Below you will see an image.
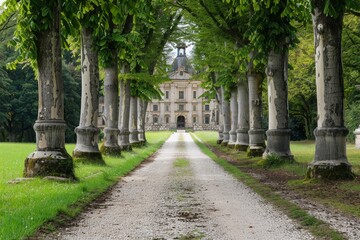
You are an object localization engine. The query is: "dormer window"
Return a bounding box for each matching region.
[180,71,183,76]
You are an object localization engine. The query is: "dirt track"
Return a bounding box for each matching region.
[48,132,313,240]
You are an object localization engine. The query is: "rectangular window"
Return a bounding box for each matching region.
[204,104,210,111]
[153,116,158,124]
[179,104,184,111]
[204,115,210,124]
[193,104,196,111]
[165,116,169,124]
[193,117,196,123]
[165,104,169,112]
[165,91,169,99]
[153,104,158,111]
[193,91,197,99]
[179,91,184,99]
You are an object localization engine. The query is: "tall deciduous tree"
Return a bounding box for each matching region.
[118,61,132,150]
[227,0,310,160]
[69,0,105,163]
[1,0,75,178]
[100,4,132,156]
[0,21,80,143]
[307,0,358,180]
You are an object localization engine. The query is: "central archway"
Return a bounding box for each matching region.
[177,115,185,129]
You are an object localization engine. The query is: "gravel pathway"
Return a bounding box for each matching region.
[49,132,314,240]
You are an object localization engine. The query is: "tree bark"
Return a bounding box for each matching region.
[143,101,148,143]
[263,45,293,160]
[24,1,74,179]
[221,86,231,146]
[216,87,223,144]
[137,98,147,144]
[129,94,140,147]
[101,63,121,156]
[118,62,132,151]
[307,1,353,180]
[247,72,266,156]
[73,27,103,164]
[235,80,249,151]
[228,87,238,148]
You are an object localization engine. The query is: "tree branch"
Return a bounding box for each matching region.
[173,0,198,18]
[198,0,242,44]
[199,0,226,32]
[0,12,16,33]
[148,12,183,74]
[347,9,360,17]
[121,14,134,35]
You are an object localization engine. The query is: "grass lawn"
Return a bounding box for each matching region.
[0,131,172,240]
[194,131,360,175]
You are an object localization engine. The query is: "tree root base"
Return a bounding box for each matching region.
[235,144,248,152]
[73,151,105,165]
[24,150,75,179]
[307,161,355,180]
[100,144,121,157]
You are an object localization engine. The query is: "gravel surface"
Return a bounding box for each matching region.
[49,132,314,240]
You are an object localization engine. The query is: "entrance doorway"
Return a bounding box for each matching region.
[177,115,185,128]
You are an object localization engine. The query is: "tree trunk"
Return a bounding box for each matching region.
[303,114,314,140]
[143,101,148,143]
[307,2,353,180]
[228,87,238,148]
[235,80,249,151]
[129,94,140,147]
[24,1,74,179]
[216,87,223,144]
[247,70,266,157]
[118,62,132,151]
[137,98,146,145]
[263,45,293,160]
[101,64,121,156]
[73,27,103,164]
[221,86,231,146]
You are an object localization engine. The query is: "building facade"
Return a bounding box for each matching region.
[145,44,219,131]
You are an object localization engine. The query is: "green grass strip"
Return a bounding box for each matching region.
[0,131,172,240]
[191,133,345,240]
[174,158,190,168]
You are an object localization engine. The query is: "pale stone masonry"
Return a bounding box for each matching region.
[145,44,219,131]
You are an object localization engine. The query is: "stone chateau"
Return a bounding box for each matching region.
[145,43,219,131]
